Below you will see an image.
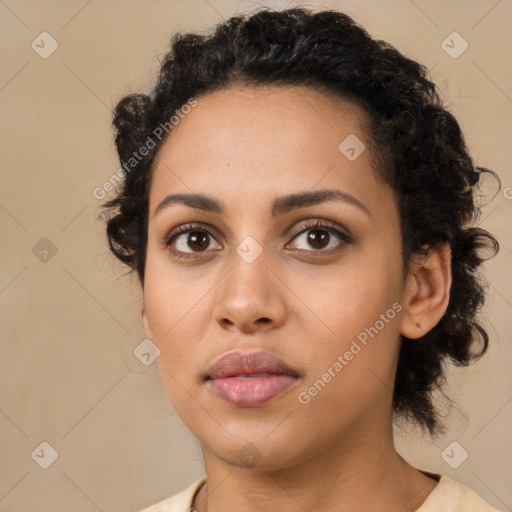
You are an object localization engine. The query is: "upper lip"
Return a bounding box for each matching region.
[206,350,300,380]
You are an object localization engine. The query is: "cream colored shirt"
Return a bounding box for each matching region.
[138,474,504,512]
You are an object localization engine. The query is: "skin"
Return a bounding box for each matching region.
[141,85,452,512]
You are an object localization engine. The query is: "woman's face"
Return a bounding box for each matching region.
[142,85,411,469]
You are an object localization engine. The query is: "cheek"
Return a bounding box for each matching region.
[144,246,207,333]
[296,294,402,420]
[143,263,199,367]
[295,247,403,378]
[299,251,401,335]
[143,261,226,401]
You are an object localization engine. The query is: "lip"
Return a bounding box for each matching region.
[205,350,300,407]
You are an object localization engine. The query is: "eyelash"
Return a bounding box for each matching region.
[164,220,352,260]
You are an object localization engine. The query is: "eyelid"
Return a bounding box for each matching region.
[164,222,222,260]
[164,222,219,245]
[164,219,352,258]
[289,219,352,242]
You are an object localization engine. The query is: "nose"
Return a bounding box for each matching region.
[212,250,287,333]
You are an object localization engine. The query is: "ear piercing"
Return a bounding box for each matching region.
[416,322,422,329]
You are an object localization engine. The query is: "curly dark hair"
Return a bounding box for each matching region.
[100,7,499,435]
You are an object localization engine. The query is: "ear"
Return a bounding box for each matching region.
[400,243,452,339]
[141,296,154,341]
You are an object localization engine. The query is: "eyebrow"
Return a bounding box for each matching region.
[154,188,371,218]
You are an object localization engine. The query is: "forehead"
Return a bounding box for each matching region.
[149,85,386,217]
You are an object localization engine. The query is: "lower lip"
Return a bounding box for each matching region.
[207,375,298,407]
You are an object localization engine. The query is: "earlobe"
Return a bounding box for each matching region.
[400,243,452,339]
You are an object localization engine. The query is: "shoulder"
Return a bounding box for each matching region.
[417,474,505,512]
[137,477,207,512]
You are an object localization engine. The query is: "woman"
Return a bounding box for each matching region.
[101,7,502,512]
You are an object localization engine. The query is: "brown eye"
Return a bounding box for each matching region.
[165,223,222,259]
[288,220,352,254]
[186,231,210,251]
[306,229,330,250]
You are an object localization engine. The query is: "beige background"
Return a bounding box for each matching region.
[0,0,511,510]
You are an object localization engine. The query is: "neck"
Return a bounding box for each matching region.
[193,423,438,512]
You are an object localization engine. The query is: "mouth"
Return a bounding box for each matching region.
[205,350,301,407]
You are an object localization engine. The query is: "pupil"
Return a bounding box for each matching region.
[308,229,329,249]
[188,231,208,251]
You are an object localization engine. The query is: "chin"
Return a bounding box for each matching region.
[197,424,313,471]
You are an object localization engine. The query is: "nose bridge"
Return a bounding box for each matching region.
[213,239,286,331]
[231,240,270,297]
